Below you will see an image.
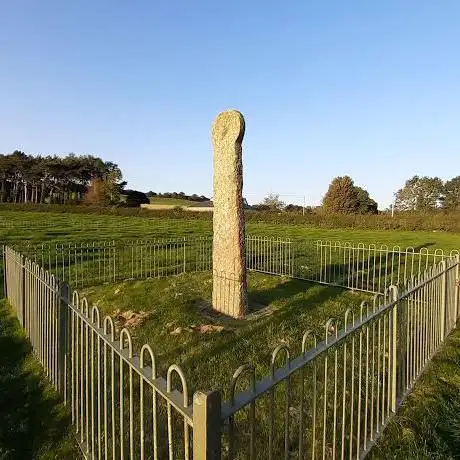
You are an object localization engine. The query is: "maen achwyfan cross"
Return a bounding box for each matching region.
[211,110,247,318]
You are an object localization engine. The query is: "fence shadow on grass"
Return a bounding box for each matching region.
[0,300,78,459]
[248,277,344,310]
[295,242,437,292]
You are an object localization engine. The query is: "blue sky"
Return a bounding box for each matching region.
[1,1,459,208]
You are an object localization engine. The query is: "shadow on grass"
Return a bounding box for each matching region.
[293,242,437,291]
[249,276,343,308]
[0,300,78,460]
[159,277,350,385]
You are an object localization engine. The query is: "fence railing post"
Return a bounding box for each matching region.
[455,255,459,324]
[113,240,117,283]
[183,237,187,274]
[58,281,70,402]
[440,260,447,340]
[193,390,222,460]
[20,255,26,328]
[390,285,399,412]
[2,245,7,299]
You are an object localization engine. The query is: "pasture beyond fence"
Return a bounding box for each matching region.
[3,236,460,459]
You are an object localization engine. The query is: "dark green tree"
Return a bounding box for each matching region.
[322,176,378,214]
[355,187,378,214]
[0,151,125,204]
[123,190,150,207]
[443,176,460,210]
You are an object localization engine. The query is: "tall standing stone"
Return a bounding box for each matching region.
[212,110,247,318]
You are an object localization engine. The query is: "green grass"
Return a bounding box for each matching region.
[1,210,460,252]
[0,300,80,459]
[369,328,460,459]
[81,271,369,396]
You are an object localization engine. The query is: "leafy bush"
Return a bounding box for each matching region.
[123,190,150,207]
[322,176,378,214]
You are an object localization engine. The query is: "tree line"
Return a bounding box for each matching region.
[260,174,460,215]
[2,150,458,214]
[395,175,460,211]
[0,151,124,204]
[322,175,460,214]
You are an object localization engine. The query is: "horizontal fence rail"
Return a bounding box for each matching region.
[3,243,460,459]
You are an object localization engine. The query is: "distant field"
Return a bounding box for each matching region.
[148,197,199,206]
[1,210,460,251]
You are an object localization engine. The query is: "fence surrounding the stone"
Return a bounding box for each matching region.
[221,256,459,458]
[4,246,196,459]
[3,244,460,459]
[14,236,460,295]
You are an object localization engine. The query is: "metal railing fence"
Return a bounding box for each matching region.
[4,246,214,460]
[3,245,460,459]
[300,241,460,293]
[14,236,459,295]
[16,237,213,288]
[220,255,460,459]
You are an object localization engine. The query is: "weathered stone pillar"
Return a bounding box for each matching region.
[212,110,247,318]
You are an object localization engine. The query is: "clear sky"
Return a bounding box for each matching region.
[1,1,459,208]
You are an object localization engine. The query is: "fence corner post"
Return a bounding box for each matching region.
[390,284,399,413]
[58,281,70,402]
[193,390,222,460]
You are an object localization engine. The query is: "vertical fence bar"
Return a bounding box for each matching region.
[183,237,187,274]
[58,282,71,399]
[390,286,398,412]
[20,255,26,328]
[455,255,459,323]
[2,246,7,299]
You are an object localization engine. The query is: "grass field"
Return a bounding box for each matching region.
[2,211,460,251]
[2,209,460,458]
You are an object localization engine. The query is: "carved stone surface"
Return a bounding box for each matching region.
[212,110,247,318]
